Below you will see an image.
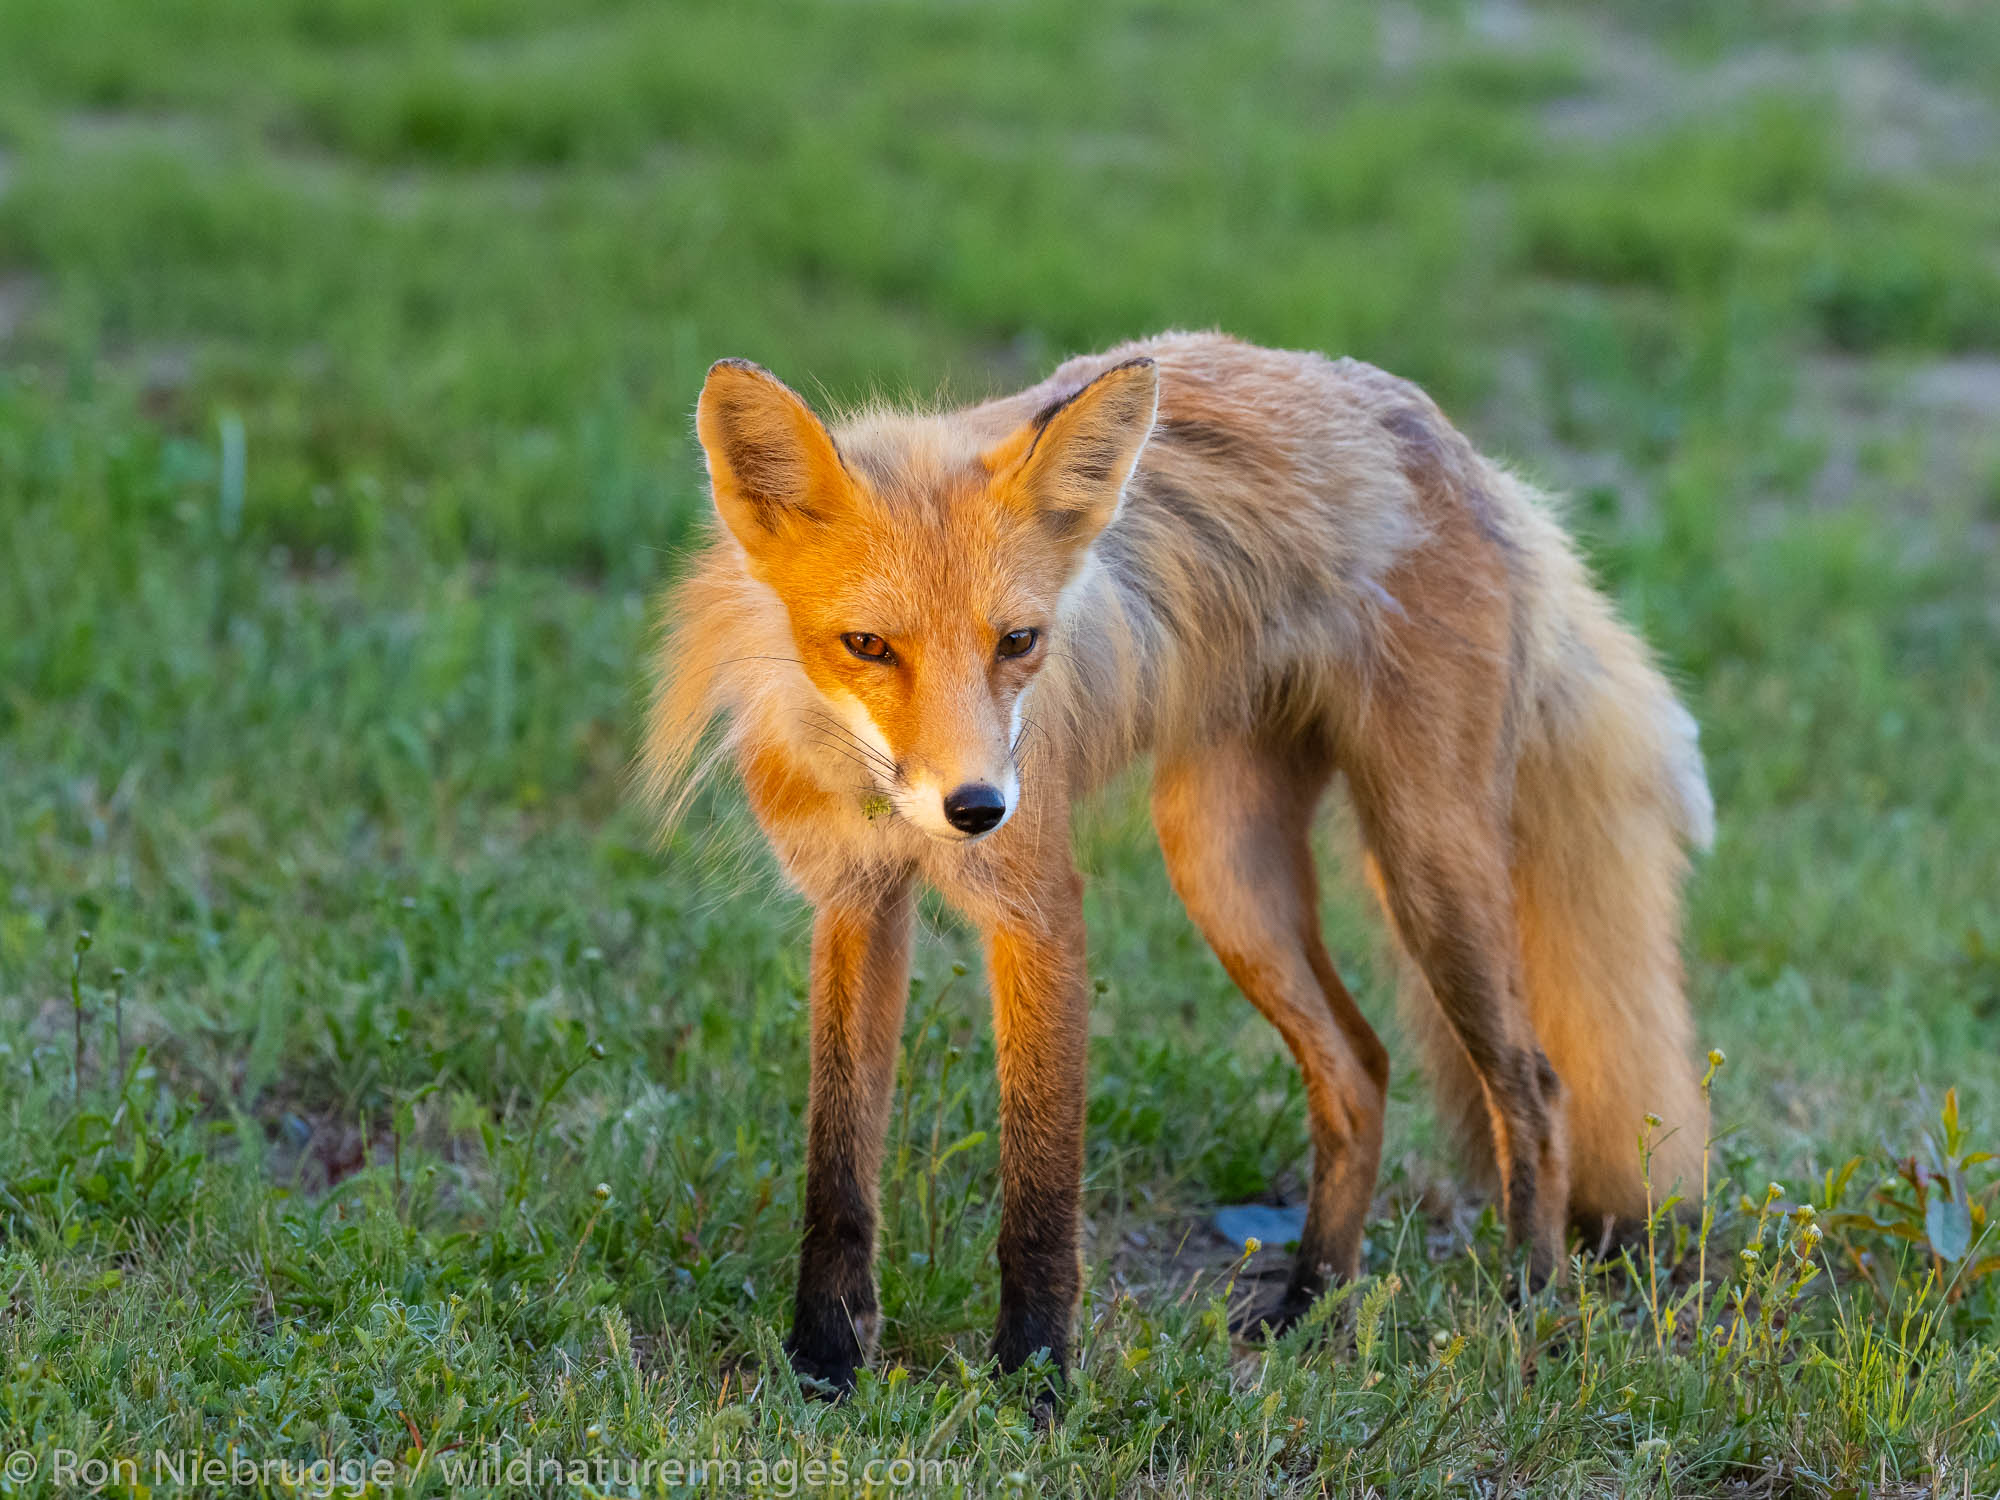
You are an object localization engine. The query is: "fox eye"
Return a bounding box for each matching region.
[997,628,1039,659]
[842,632,893,662]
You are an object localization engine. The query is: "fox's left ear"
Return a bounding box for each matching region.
[695,358,852,555]
[985,357,1158,549]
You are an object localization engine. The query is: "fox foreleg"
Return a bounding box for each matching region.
[786,880,914,1392]
[981,865,1091,1392]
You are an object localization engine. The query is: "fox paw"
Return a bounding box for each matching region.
[1229,1287,1318,1342]
[1029,1385,1061,1432]
[785,1341,860,1398]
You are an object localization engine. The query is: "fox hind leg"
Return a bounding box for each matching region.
[1153,739,1390,1333]
[1349,766,1570,1287]
[1363,851,1498,1203]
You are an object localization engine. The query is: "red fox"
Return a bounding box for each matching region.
[645,331,1713,1393]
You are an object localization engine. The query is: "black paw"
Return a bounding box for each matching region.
[1029,1385,1060,1432]
[785,1340,860,1399]
[1500,1250,1557,1309]
[1229,1286,1318,1342]
[992,1316,1068,1381]
[992,1329,1066,1430]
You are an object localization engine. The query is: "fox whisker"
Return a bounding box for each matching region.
[807,726,897,778]
[803,711,898,774]
[808,737,892,781]
[685,653,810,680]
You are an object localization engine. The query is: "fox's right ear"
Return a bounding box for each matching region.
[695,359,851,553]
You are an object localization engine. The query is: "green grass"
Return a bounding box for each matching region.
[3,0,1999,1493]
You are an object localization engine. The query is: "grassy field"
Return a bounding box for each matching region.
[3,0,2000,1493]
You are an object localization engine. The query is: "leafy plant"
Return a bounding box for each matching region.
[1824,1089,2000,1302]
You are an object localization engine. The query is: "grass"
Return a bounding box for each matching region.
[2,0,1999,1493]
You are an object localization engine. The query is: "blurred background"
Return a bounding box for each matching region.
[1,0,1998,1469]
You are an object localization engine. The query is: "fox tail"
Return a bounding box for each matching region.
[1395,482,1714,1236]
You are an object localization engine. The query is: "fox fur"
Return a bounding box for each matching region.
[645,330,1712,1389]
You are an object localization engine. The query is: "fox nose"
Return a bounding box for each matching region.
[942,782,1007,835]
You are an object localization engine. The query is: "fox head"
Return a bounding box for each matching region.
[694,355,1158,842]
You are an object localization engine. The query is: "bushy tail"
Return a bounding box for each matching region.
[1509,506,1713,1228]
[1381,492,1713,1236]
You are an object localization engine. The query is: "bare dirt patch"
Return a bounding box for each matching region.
[1796,353,2000,530]
[1443,0,2000,175]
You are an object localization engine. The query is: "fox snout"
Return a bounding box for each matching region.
[894,754,1019,843]
[825,686,1021,843]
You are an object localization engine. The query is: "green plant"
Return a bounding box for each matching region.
[1826,1088,2000,1303]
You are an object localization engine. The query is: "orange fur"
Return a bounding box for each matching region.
[645,331,1712,1377]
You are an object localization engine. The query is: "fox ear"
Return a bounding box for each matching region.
[986,357,1158,548]
[695,358,851,552]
